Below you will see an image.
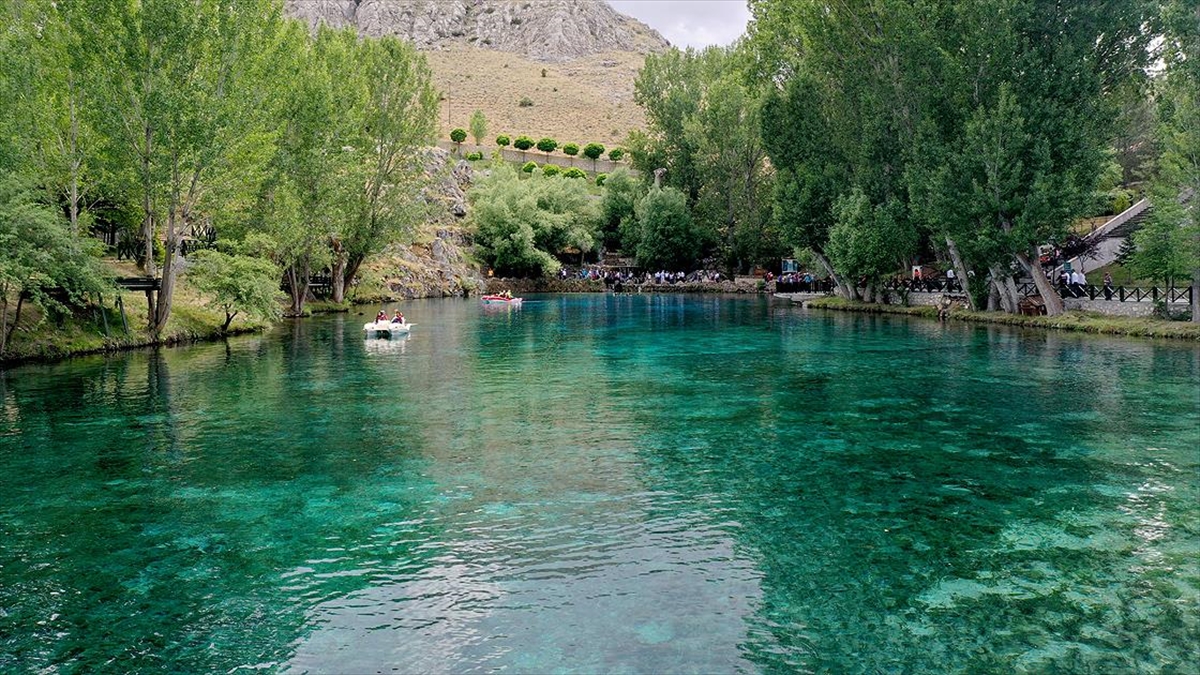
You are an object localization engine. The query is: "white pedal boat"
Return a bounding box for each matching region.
[363,321,414,338]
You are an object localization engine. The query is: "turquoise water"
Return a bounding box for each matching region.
[1,294,1197,674]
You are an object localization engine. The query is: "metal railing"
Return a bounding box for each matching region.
[1018,282,1193,303]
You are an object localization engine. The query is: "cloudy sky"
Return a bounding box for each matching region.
[608,1,751,49]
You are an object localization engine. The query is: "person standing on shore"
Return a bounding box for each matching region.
[1103,272,1113,300]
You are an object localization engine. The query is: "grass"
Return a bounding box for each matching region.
[806,296,1200,340]
[0,265,272,367]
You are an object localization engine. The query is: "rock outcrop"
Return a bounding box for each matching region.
[284,0,670,62]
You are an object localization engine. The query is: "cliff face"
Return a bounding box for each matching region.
[284,0,669,62]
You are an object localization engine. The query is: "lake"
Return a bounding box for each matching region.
[1,294,1197,673]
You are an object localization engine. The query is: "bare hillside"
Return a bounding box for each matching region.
[427,48,646,147]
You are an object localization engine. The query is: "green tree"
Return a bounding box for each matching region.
[469,163,601,276]
[583,142,605,171]
[334,35,438,303]
[496,134,511,148]
[827,189,917,302]
[562,142,579,165]
[1130,0,1200,320]
[450,127,467,153]
[0,173,110,354]
[601,168,643,252]
[187,249,284,331]
[513,135,535,159]
[608,147,625,162]
[635,187,702,272]
[536,137,558,160]
[469,110,488,146]
[83,0,282,332]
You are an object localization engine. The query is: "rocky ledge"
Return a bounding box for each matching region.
[284,0,669,62]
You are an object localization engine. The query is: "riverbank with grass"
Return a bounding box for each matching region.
[804,296,1200,340]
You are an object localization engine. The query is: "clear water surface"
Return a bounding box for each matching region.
[1,294,1197,674]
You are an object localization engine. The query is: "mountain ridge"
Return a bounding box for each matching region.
[283,0,670,62]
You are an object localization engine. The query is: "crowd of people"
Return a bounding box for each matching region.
[556,267,726,286]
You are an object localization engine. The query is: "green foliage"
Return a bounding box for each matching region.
[826,188,917,287]
[513,135,535,152]
[562,143,580,157]
[542,165,561,177]
[608,147,625,162]
[536,138,558,155]
[601,168,643,252]
[521,161,538,174]
[0,173,111,352]
[1130,0,1200,317]
[468,109,487,145]
[518,97,534,108]
[496,134,511,147]
[634,187,702,271]
[634,47,778,273]
[563,167,586,179]
[186,249,284,330]
[468,164,601,277]
[583,143,605,161]
[450,128,468,144]
[465,151,484,161]
[595,173,608,187]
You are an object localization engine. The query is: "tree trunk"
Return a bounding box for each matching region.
[812,249,853,299]
[988,281,1000,311]
[222,310,237,332]
[287,264,309,316]
[988,265,1019,314]
[68,76,80,235]
[0,284,9,355]
[330,238,347,304]
[1192,268,1199,323]
[153,213,179,333]
[945,236,976,310]
[141,123,156,278]
[6,292,25,351]
[1015,249,1064,316]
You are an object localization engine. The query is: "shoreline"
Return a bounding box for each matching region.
[6,288,1197,369]
[801,296,1200,341]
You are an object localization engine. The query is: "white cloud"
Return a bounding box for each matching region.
[608,0,750,49]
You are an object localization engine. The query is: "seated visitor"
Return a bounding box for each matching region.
[392,310,404,323]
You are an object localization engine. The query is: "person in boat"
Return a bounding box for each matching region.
[375,310,387,323]
[391,310,405,324]
[502,290,511,299]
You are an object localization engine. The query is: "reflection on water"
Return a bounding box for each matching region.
[0,295,1197,673]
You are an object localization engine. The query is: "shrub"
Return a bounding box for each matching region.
[514,136,535,160]
[518,97,534,107]
[608,147,625,161]
[466,151,484,161]
[564,167,586,179]
[562,143,579,157]
[450,128,467,144]
[541,68,547,77]
[536,137,558,155]
[583,142,605,161]
[496,134,511,147]
[522,161,537,173]
[595,173,608,186]
[542,164,561,177]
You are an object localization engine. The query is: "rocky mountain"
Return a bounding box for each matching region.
[284,0,670,62]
